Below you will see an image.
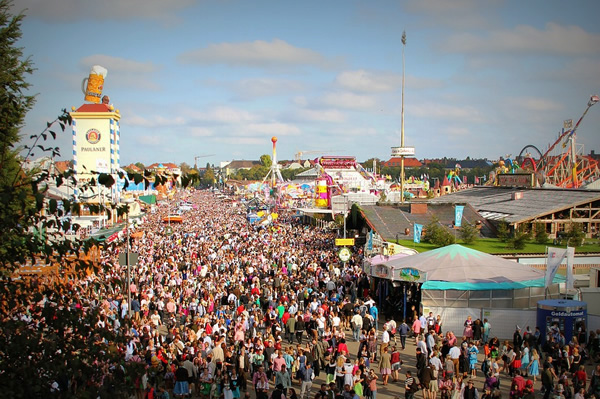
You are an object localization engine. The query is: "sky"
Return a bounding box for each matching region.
[12,0,600,167]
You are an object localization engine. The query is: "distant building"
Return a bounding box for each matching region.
[381,157,422,168]
[222,160,261,176]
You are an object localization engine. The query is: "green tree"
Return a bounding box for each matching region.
[202,166,216,186]
[496,219,510,242]
[534,222,549,244]
[424,216,455,247]
[566,222,585,247]
[0,0,37,273]
[260,154,272,167]
[134,162,145,170]
[0,5,205,396]
[459,221,479,245]
[507,225,532,250]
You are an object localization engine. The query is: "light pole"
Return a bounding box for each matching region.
[400,31,407,203]
[121,197,134,318]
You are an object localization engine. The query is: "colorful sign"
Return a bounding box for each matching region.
[455,205,464,227]
[85,128,101,144]
[414,223,423,243]
[339,247,352,262]
[497,173,535,187]
[396,267,426,283]
[374,264,391,278]
[319,156,356,169]
[336,238,355,246]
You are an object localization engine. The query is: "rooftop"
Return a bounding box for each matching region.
[429,186,600,224]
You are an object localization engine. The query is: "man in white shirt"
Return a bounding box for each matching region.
[417,335,428,358]
[351,311,363,342]
[448,344,461,376]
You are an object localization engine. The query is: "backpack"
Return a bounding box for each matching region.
[482,359,490,375]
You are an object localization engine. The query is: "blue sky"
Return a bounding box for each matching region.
[13,0,600,167]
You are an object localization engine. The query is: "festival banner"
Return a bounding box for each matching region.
[414,223,423,243]
[455,205,464,227]
[545,247,567,288]
[366,230,373,251]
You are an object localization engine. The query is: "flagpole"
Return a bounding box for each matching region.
[544,246,548,299]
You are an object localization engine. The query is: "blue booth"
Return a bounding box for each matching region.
[537,299,587,344]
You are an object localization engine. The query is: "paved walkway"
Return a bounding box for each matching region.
[271,332,525,399]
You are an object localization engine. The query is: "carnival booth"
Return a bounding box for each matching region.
[537,299,587,344]
[376,244,563,339]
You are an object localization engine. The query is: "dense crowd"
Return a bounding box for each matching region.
[4,189,600,399]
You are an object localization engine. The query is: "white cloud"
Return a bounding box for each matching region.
[295,108,346,123]
[215,137,265,145]
[186,106,259,124]
[179,39,342,69]
[80,55,158,74]
[320,91,377,110]
[126,113,186,128]
[14,0,195,22]
[411,102,486,124]
[79,55,162,91]
[327,126,379,137]
[441,22,600,56]
[232,77,305,99]
[510,97,563,113]
[404,0,495,29]
[335,69,443,93]
[335,69,400,93]
[188,127,213,137]
[445,126,471,138]
[243,123,301,136]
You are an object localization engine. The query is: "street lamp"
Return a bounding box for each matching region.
[121,197,134,318]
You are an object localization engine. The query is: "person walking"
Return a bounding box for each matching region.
[399,319,410,350]
[378,346,392,386]
[300,362,315,399]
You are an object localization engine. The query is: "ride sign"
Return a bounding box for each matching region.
[339,247,351,262]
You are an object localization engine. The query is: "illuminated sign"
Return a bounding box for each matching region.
[336,238,355,246]
[319,157,356,169]
[339,247,352,262]
[497,173,535,188]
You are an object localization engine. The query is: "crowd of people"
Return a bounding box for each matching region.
[406,311,600,399]
[87,190,387,398]
[5,189,600,399]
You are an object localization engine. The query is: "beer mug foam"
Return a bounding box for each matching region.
[82,65,108,103]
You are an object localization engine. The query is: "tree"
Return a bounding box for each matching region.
[496,220,510,242]
[459,221,479,245]
[134,162,145,170]
[0,0,37,273]
[534,222,549,244]
[424,216,455,247]
[202,166,216,186]
[0,5,201,396]
[260,154,272,167]
[179,161,192,174]
[507,225,532,250]
[566,222,585,247]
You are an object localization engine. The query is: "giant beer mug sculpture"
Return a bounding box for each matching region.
[81,65,108,103]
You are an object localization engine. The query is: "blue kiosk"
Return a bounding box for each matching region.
[537,299,587,344]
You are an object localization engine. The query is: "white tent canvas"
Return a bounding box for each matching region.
[381,244,545,285]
